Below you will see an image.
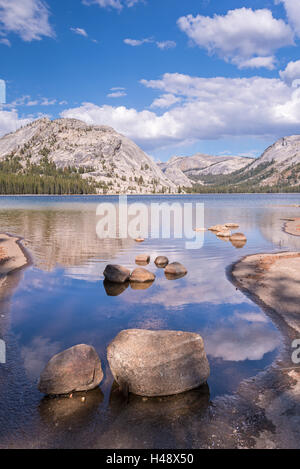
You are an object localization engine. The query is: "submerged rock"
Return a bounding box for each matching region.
[135,238,145,243]
[135,254,150,265]
[164,262,187,278]
[154,256,169,267]
[103,264,131,284]
[130,268,155,283]
[38,344,103,396]
[225,223,239,229]
[107,329,210,397]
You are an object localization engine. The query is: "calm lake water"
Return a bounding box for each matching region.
[0,193,300,448]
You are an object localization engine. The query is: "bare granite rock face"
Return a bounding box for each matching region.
[107,329,210,397]
[0,118,176,194]
[103,265,131,283]
[159,153,253,187]
[38,344,103,395]
[218,135,300,188]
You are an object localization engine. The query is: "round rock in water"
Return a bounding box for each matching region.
[107,329,210,397]
[135,254,150,265]
[130,268,155,283]
[225,223,239,229]
[164,262,187,276]
[38,344,103,395]
[103,264,131,284]
[154,256,169,267]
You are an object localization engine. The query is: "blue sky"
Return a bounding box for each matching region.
[0,0,300,161]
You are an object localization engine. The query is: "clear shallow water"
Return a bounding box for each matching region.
[0,194,300,448]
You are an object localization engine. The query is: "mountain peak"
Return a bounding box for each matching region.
[0,117,176,194]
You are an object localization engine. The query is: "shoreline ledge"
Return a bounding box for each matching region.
[283,217,300,237]
[225,251,300,449]
[0,233,30,276]
[231,251,300,333]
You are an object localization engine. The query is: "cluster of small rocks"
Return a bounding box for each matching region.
[103,255,188,287]
[38,330,210,398]
[207,223,247,248]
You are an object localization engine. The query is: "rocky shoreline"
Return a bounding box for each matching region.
[222,252,300,449]
[0,233,30,276]
[283,217,300,237]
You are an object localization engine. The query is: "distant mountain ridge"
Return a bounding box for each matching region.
[159,153,254,187]
[0,118,176,194]
[0,117,300,194]
[187,135,300,192]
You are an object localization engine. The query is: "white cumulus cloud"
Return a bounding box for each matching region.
[0,109,31,137]
[280,60,300,86]
[0,0,54,42]
[236,56,277,70]
[177,8,294,69]
[150,93,182,109]
[61,72,300,151]
[276,0,300,36]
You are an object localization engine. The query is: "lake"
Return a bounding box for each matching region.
[0,193,300,448]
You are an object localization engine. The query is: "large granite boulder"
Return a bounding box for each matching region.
[130,268,155,283]
[107,329,210,397]
[103,264,131,283]
[38,344,103,395]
